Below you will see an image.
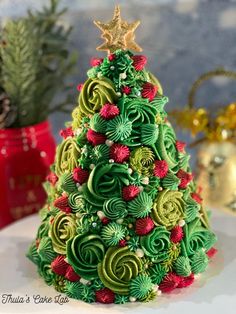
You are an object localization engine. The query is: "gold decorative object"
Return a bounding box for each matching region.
[94,5,142,53]
[170,68,236,213]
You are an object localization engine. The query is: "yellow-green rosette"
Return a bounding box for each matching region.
[130,147,154,176]
[50,212,77,254]
[98,246,142,295]
[151,189,185,230]
[55,137,81,176]
[67,234,105,280]
[79,77,118,116]
[140,226,170,262]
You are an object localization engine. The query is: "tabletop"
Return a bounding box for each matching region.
[0,209,236,314]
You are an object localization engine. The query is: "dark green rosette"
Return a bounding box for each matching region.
[78,77,118,116]
[67,234,105,280]
[84,162,133,207]
[152,189,185,230]
[50,212,77,254]
[183,218,217,257]
[98,246,142,295]
[140,226,170,262]
[103,197,128,220]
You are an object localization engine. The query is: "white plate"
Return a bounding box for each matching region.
[0,209,235,314]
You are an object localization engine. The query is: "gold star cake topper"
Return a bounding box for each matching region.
[94,6,142,54]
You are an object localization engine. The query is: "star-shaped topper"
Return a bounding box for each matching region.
[94,6,142,54]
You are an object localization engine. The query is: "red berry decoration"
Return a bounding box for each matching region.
[54,195,69,210]
[131,55,147,71]
[175,140,186,153]
[90,57,103,66]
[101,217,110,225]
[159,273,180,293]
[86,129,106,146]
[170,226,184,243]
[122,185,140,201]
[51,255,68,276]
[77,83,84,92]
[73,167,89,184]
[60,126,74,139]
[153,160,168,178]
[177,273,194,288]
[206,247,218,259]
[110,143,130,163]
[108,53,116,61]
[191,192,203,204]
[122,86,131,95]
[65,265,81,282]
[119,239,127,247]
[46,172,58,186]
[135,217,154,235]
[141,82,158,101]
[95,288,115,304]
[177,169,193,189]
[100,103,119,120]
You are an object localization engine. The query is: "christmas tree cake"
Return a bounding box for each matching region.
[27,6,217,304]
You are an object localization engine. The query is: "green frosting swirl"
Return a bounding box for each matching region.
[37,237,56,263]
[27,241,40,266]
[106,115,132,142]
[103,197,128,220]
[55,137,81,176]
[68,192,86,212]
[127,191,153,218]
[67,234,105,280]
[174,256,191,277]
[50,212,77,254]
[38,261,55,286]
[190,250,209,274]
[148,263,166,285]
[183,218,217,257]
[90,113,107,133]
[130,147,154,176]
[141,124,159,145]
[58,173,77,194]
[65,281,95,302]
[185,197,200,223]
[101,222,126,246]
[78,77,118,116]
[37,221,49,239]
[154,124,179,173]
[140,226,170,262]
[98,246,142,295]
[152,189,185,230]
[84,162,133,207]
[130,274,153,300]
[92,144,110,164]
[162,172,181,190]
[179,153,191,171]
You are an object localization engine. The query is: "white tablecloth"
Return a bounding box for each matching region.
[0,210,236,314]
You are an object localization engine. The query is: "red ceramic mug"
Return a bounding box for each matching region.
[0,120,56,229]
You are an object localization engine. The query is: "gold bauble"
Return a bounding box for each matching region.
[196,141,236,214]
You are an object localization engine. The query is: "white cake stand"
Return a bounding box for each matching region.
[0,209,236,314]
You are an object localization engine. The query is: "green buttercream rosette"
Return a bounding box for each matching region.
[38,261,55,286]
[84,162,133,207]
[106,115,133,142]
[58,172,77,194]
[98,246,142,295]
[127,191,153,218]
[90,113,107,133]
[27,241,41,266]
[183,218,217,257]
[103,197,127,220]
[37,237,57,263]
[190,250,209,274]
[50,212,77,254]
[148,263,167,285]
[130,274,153,300]
[101,222,126,246]
[55,137,81,176]
[140,226,170,262]
[65,281,95,303]
[78,77,118,116]
[174,256,192,277]
[152,189,185,230]
[67,234,105,280]
[130,147,155,176]
[154,124,179,172]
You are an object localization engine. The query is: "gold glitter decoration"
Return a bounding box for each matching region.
[94,6,142,54]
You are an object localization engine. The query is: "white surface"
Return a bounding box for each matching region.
[0,210,236,314]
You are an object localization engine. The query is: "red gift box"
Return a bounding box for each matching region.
[0,120,56,229]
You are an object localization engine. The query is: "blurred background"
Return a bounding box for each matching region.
[1,0,235,143]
